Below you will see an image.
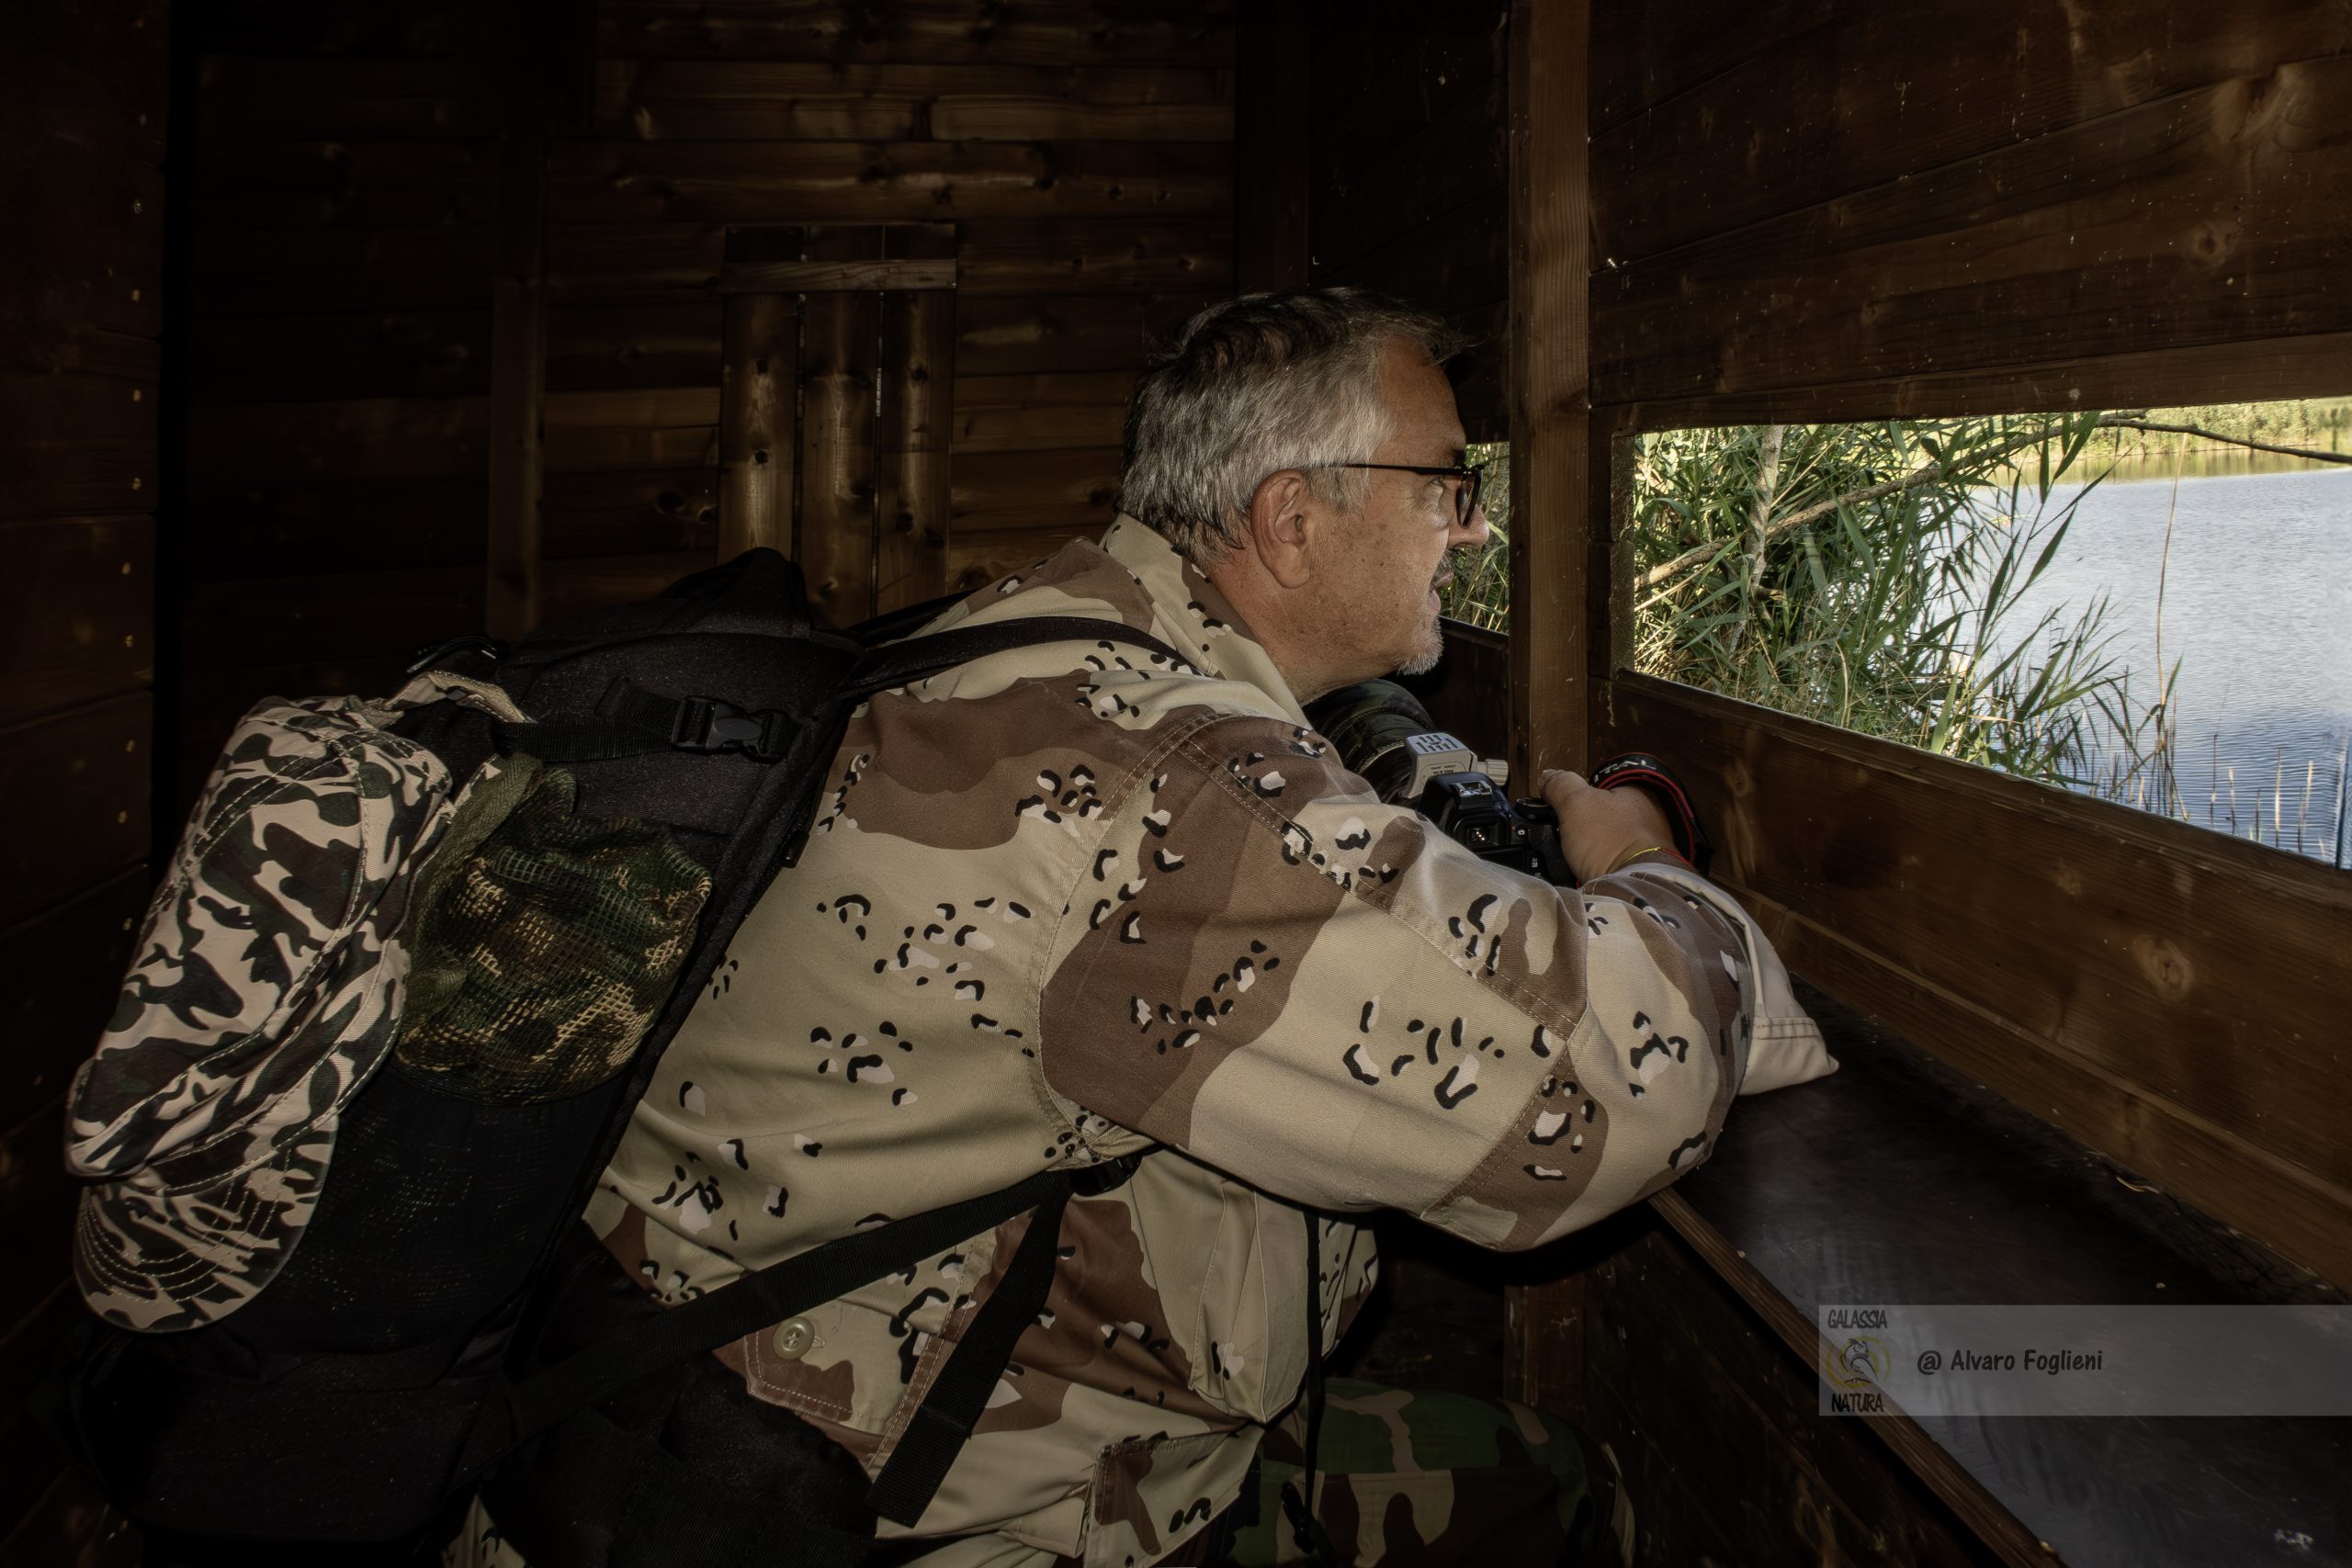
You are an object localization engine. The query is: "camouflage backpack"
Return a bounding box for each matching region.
[52,550,1180,1559]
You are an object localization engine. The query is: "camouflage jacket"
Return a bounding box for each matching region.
[588,517,1830,1566]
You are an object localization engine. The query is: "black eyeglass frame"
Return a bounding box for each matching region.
[1306,461,1490,527]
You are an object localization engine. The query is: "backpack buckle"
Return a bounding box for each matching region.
[672,696,788,762]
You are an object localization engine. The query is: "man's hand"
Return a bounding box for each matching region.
[1540,769,1680,884]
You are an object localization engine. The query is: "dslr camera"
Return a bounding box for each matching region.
[1307,680,1710,886]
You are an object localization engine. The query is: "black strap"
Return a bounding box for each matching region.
[466,613,1193,1495]
[489,619,1192,767]
[842,615,1193,702]
[1282,1208,1340,1567]
[462,1168,1070,1483]
[865,1181,1071,1526]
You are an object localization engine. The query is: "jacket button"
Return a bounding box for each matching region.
[771,1316,816,1359]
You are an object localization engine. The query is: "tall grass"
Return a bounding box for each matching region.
[1442,416,2162,791]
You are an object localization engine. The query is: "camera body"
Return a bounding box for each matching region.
[1306,684,1575,882]
[1307,680,1711,887]
[1372,730,1575,883]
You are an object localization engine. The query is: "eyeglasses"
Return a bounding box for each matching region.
[1311,461,1490,528]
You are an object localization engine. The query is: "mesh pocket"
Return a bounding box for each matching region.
[395,763,711,1102]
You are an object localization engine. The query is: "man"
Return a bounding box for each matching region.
[458,290,1830,1566]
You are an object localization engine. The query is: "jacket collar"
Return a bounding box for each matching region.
[1101,515,1311,728]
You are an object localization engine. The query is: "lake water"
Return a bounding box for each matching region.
[1995,461,2352,864]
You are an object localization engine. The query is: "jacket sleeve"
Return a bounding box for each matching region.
[1036,711,1767,1251]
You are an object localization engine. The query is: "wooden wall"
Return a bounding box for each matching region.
[0,0,164,1556]
[1303,1,1510,439]
[1583,0,2352,1289]
[176,0,1235,795]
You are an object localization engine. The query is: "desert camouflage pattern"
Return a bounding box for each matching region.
[68,691,472,1331]
[544,517,1827,1567]
[1231,1379,1600,1565]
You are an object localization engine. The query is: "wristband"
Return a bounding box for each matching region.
[1601,844,1686,876]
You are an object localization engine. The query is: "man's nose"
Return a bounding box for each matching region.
[1454,502,1492,547]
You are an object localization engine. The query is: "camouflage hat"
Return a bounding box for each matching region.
[68,694,472,1331]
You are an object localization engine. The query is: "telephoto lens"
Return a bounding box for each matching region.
[1307,681,1574,883]
[1306,682,1714,882]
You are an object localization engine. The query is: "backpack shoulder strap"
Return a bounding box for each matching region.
[471,615,1189,1510]
[464,1154,1142,1525]
[489,617,1190,767]
[848,613,1193,698]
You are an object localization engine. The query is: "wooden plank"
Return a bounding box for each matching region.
[954,291,1215,376]
[0,0,169,167]
[929,97,1228,142]
[1609,329,2352,432]
[0,696,149,931]
[948,370,1131,454]
[795,231,882,624]
[952,218,1231,296]
[1306,0,1473,123]
[190,310,492,403]
[1594,55,2352,407]
[0,138,165,380]
[543,387,718,473]
[1743,882,2352,1296]
[594,59,1229,141]
[546,301,721,392]
[0,518,153,726]
[191,224,494,316]
[595,0,1234,68]
[948,446,1121,537]
[718,257,956,294]
[545,140,1230,225]
[546,222,725,302]
[1234,0,1310,292]
[545,425,714,476]
[876,228,956,613]
[1308,75,1508,279]
[1589,0,1832,134]
[543,467,719,560]
[1445,300,1510,441]
[1504,0,1589,783]
[196,55,495,141]
[1311,186,1509,319]
[1595,0,2352,266]
[1501,0,1592,1411]
[1599,671,2352,1284]
[1653,984,2352,1567]
[1647,1195,2054,1568]
[1580,1222,2007,1568]
[0,373,154,525]
[1306,3,1506,182]
[193,138,499,231]
[718,294,797,558]
[0,873,146,1135]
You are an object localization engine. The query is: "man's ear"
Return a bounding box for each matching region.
[1246,469,1316,590]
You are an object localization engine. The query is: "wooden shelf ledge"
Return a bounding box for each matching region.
[1658,980,2351,1568]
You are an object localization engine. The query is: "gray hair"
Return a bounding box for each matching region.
[1118,289,1462,563]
